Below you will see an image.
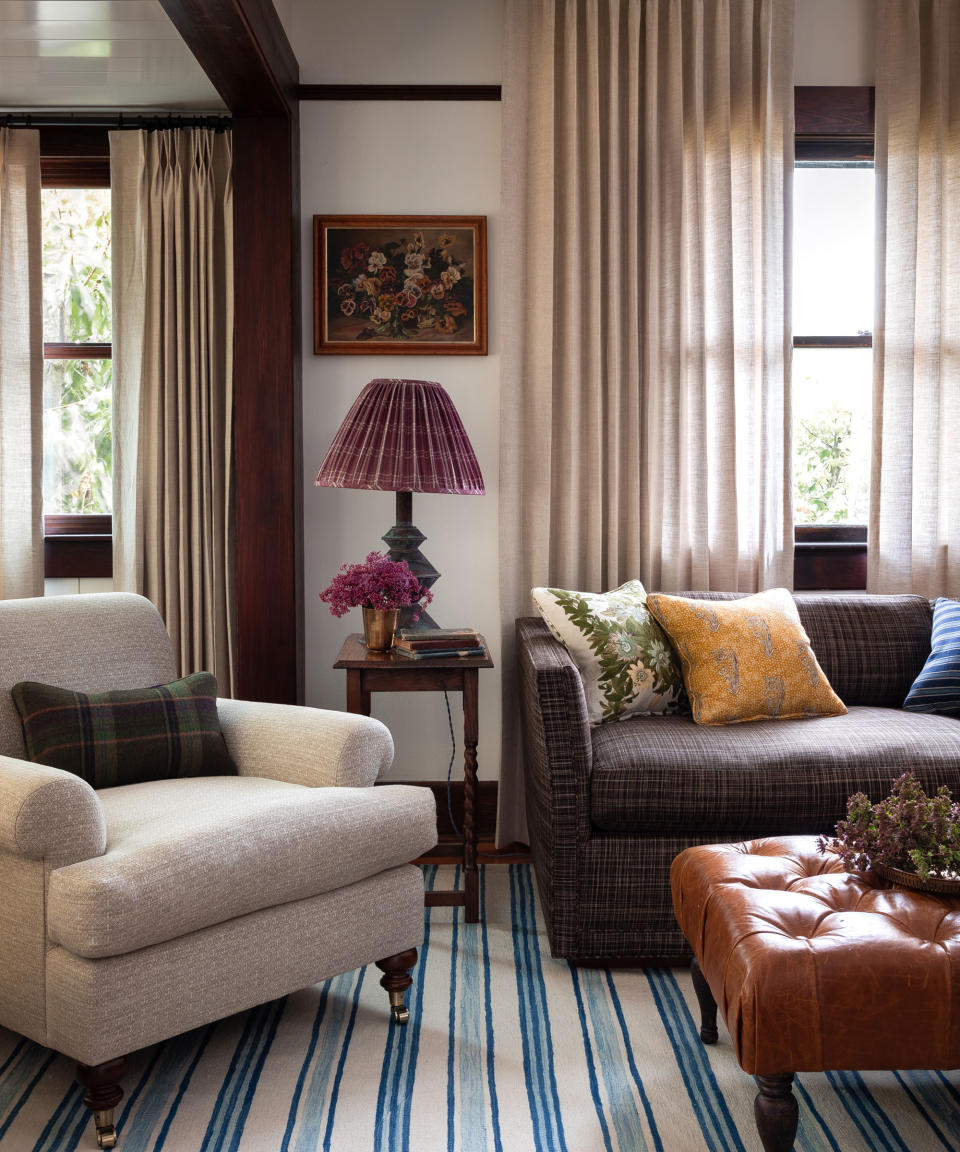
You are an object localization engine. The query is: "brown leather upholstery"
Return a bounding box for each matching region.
[671,835,960,1075]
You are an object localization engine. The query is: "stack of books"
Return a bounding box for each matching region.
[393,628,484,660]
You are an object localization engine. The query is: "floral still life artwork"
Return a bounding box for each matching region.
[314,216,487,355]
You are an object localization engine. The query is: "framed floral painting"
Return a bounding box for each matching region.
[313,215,487,355]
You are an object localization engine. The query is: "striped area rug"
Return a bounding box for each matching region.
[1,862,959,1151]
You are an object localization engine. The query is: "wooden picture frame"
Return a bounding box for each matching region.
[313,215,487,355]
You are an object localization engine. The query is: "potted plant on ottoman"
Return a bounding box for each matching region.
[819,771,960,893]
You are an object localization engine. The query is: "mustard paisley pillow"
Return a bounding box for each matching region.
[645,588,846,726]
[531,580,686,724]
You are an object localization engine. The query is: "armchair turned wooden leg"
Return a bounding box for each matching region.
[76,1056,127,1149]
[755,1073,799,1152]
[690,957,719,1044]
[375,947,418,1025]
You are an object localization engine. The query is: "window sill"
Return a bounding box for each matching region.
[794,526,866,591]
[43,535,112,579]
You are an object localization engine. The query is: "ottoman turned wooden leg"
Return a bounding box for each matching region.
[755,1073,798,1152]
[690,957,719,1044]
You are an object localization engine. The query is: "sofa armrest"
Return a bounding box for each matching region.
[216,699,394,789]
[0,757,106,865]
[516,618,593,838]
[516,618,594,954]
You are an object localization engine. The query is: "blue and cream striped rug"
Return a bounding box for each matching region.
[1,863,958,1151]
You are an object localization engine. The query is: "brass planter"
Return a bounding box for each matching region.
[362,607,399,652]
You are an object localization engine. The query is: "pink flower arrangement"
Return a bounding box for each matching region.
[320,551,433,619]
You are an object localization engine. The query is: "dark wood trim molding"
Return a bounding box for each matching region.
[794,335,872,349]
[38,128,111,188]
[43,342,112,360]
[44,537,112,580]
[795,86,874,138]
[44,514,112,536]
[794,542,867,591]
[157,0,303,704]
[158,0,297,115]
[298,84,502,102]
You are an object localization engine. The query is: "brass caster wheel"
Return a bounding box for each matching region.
[391,1004,410,1025]
[96,1126,117,1150]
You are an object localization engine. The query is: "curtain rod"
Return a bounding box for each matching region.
[2,113,231,130]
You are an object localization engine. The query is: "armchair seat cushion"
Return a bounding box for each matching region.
[47,776,437,959]
[590,706,960,836]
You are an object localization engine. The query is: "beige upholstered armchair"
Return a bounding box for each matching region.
[0,593,436,1149]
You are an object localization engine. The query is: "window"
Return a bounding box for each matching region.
[792,163,873,525]
[792,87,874,590]
[41,186,112,516]
[39,131,112,578]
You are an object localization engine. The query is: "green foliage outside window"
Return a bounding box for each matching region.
[794,403,853,523]
[41,188,112,514]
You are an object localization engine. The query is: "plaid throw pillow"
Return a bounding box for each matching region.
[11,672,235,789]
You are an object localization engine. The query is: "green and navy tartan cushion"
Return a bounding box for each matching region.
[11,672,236,788]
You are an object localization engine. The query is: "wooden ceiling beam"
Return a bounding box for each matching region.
[157,0,298,116]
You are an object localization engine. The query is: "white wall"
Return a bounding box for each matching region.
[795,0,875,85]
[294,1,502,782]
[291,0,874,784]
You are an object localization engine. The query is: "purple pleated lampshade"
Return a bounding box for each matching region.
[315,378,485,495]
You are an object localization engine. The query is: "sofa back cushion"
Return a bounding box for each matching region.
[0,593,177,761]
[683,593,932,707]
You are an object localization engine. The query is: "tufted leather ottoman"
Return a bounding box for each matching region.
[671,834,960,1152]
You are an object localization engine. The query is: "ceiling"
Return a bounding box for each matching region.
[0,0,224,110]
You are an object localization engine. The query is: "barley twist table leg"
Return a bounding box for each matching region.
[463,669,479,922]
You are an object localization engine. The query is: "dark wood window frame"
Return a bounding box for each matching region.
[793,86,874,591]
[40,130,113,580]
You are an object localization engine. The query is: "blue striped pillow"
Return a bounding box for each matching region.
[903,598,960,714]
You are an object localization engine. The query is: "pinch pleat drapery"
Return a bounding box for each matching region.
[0,128,43,600]
[111,129,237,694]
[869,0,960,597]
[497,0,794,846]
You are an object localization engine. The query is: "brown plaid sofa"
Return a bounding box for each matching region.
[517,593,960,963]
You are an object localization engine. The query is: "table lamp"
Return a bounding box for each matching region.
[315,377,485,629]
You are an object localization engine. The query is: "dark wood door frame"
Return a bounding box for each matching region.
[158,0,303,703]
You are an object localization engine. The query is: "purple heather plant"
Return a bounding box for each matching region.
[320,551,432,620]
[818,771,960,880]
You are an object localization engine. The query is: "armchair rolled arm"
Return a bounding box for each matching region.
[0,757,106,865]
[216,699,394,788]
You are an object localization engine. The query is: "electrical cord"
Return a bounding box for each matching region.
[444,690,461,840]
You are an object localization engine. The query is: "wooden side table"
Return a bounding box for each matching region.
[334,634,494,922]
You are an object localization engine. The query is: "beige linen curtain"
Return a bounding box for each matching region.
[869,0,960,597]
[111,129,237,693]
[0,128,43,600]
[497,0,794,846]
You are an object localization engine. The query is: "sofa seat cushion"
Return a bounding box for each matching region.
[47,776,437,958]
[590,706,960,835]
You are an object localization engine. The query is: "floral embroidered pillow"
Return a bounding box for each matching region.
[531,580,686,724]
[645,588,846,726]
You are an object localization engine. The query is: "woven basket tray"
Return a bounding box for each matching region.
[873,860,960,896]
